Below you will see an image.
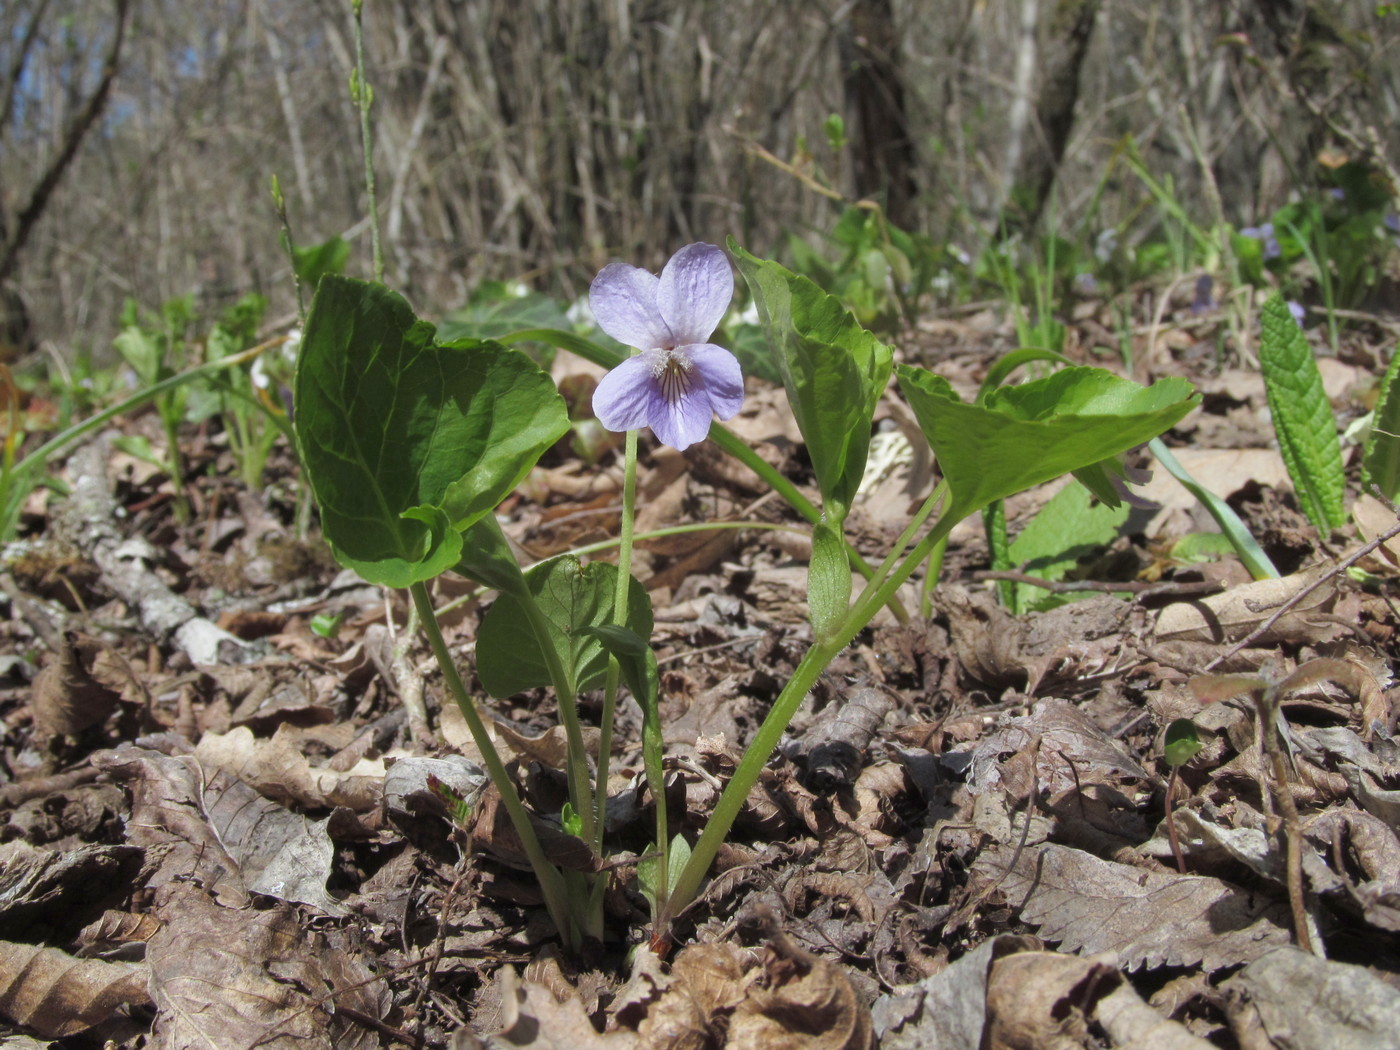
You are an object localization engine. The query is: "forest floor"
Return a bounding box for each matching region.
[3,284,1400,1049]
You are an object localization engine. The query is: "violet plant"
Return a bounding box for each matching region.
[292,240,1197,952]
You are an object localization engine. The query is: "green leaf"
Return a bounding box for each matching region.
[808,517,852,641]
[977,347,1076,405]
[1147,438,1279,579]
[1006,480,1130,613]
[113,326,162,387]
[1363,346,1400,502]
[477,557,652,698]
[896,365,1197,520]
[294,276,569,588]
[454,515,528,597]
[730,240,893,511]
[1258,295,1346,531]
[292,235,350,289]
[1163,718,1203,767]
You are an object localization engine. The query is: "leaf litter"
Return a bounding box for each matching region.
[2,299,1400,1048]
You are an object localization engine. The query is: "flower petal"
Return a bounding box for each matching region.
[647,379,716,452]
[682,343,744,421]
[657,243,732,346]
[590,264,673,350]
[592,352,662,433]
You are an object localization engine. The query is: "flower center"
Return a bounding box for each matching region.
[652,350,694,405]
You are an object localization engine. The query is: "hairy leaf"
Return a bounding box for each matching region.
[1258,295,1346,530]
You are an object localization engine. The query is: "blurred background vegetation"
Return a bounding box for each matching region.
[0,0,1396,361]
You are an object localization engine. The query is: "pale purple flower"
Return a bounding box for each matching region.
[1240,222,1281,261]
[589,243,743,451]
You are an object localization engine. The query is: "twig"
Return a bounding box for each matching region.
[0,0,132,284]
[1205,508,1400,670]
[969,569,1222,599]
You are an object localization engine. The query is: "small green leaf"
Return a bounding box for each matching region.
[1258,295,1346,531]
[1007,481,1129,613]
[730,241,893,511]
[667,832,691,897]
[309,612,345,639]
[896,365,1196,520]
[1363,346,1400,501]
[291,235,350,289]
[293,276,569,587]
[1163,718,1203,767]
[476,557,652,698]
[561,802,584,838]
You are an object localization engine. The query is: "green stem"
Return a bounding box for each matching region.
[593,428,640,848]
[350,0,383,283]
[665,489,964,923]
[514,591,596,846]
[409,581,575,948]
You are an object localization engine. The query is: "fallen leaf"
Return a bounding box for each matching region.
[147,883,384,1050]
[871,934,1041,1050]
[194,724,386,811]
[93,740,347,915]
[0,939,149,1038]
[1154,568,1339,645]
[728,935,873,1050]
[30,632,121,737]
[1221,945,1400,1048]
[461,964,637,1049]
[974,842,1292,971]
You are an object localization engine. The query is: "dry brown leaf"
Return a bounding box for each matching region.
[93,740,346,915]
[77,909,164,955]
[147,883,383,1050]
[30,631,121,737]
[1154,568,1340,645]
[728,936,873,1050]
[467,965,638,1050]
[0,939,149,1038]
[984,950,1114,1049]
[0,841,144,941]
[193,724,386,811]
[965,699,1149,800]
[871,934,1042,1050]
[975,842,1292,971]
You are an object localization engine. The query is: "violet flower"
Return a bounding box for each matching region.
[590,243,743,452]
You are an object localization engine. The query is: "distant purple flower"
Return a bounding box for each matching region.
[1287,300,1306,325]
[590,243,743,451]
[1240,222,1281,261]
[1190,274,1216,315]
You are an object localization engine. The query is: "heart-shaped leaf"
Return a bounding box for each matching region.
[896,364,1197,519]
[294,276,569,587]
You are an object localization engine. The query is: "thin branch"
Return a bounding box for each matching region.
[0,0,131,284]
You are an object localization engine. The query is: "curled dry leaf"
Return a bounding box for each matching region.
[727,935,873,1050]
[193,724,386,811]
[460,964,637,1050]
[984,950,1116,1049]
[1154,567,1340,646]
[1220,945,1400,1048]
[871,934,1042,1050]
[31,631,121,737]
[0,938,150,1038]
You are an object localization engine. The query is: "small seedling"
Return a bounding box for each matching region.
[1162,717,1204,874]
